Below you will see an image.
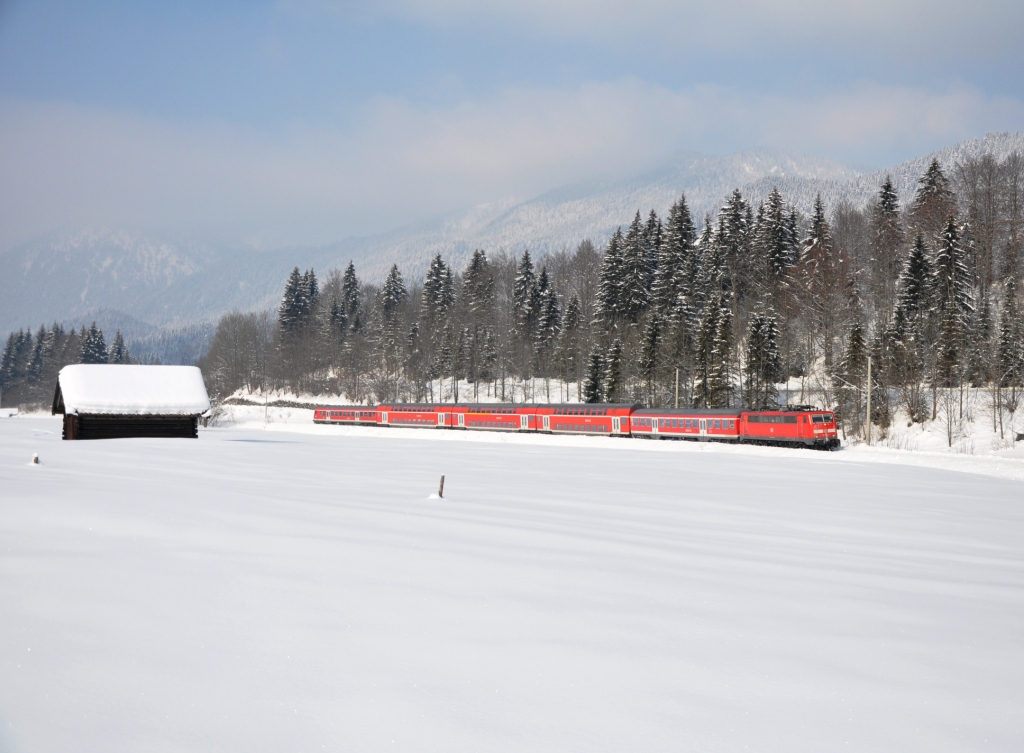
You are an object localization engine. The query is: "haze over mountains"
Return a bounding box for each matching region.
[2,131,1022,356]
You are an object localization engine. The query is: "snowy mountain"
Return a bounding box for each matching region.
[0,231,302,336]
[2,132,1022,343]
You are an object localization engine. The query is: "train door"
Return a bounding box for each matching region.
[699,418,708,437]
[652,417,659,436]
[612,417,620,433]
[542,415,550,431]
[381,412,388,425]
[437,412,446,428]
[458,413,465,427]
[520,415,528,431]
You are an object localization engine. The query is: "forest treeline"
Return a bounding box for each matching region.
[0,323,130,406]
[197,151,1024,439]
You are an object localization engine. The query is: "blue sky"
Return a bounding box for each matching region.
[1,0,1022,250]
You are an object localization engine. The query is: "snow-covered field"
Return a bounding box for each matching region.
[2,413,1023,752]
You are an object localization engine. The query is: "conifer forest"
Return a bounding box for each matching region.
[0,323,129,406]
[4,152,1024,443]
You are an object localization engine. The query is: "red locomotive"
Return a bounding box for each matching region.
[314,402,840,449]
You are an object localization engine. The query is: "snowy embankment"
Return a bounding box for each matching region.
[2,413,1023,752]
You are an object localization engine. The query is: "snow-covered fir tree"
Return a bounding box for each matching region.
[557,294,583,387]
[278,267,304,332]
[602,338,624,402]
[80,323,108,364]
[744,308,781,408]
[870,176,904,322]
[708,304,733,408]
[581,347,604,403]
[755,187,795,290]
[619,212,650,324]
[654,194,696,316]
[998,277,1022,388]
[596,228,624,329]
[380,264,407,319]
[911,158,956,241]
[638,313,662,404]
[693,298,720,408]
[341,263,360,332]
[108,330,129,364]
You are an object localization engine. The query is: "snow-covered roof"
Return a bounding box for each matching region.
[56,365,211,416]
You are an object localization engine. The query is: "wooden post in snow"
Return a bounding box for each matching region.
[865,356,872,446]
[438,475,445,498]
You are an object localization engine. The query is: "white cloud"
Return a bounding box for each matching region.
[1,79,1022,251]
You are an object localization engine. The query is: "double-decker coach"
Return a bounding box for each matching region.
[457,404,537,431]
[630,408,741,441]
[375,403,542,431]
[376,403,451,428]
[534,403,637,435]
[313,407,380,425]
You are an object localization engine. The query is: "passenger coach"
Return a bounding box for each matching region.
[630,408,740,440]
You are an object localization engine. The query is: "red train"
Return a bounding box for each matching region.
[313,402,841,449]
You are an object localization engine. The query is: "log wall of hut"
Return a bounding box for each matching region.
[62,414,199,440]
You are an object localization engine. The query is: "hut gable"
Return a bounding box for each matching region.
[53,365,211,440]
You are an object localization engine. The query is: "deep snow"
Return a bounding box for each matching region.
[2,414,1023,752]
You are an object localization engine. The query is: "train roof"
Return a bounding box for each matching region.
[378,402,641,410]
[537,403,642,410]
[381,402,525,410]
[632,407,740,416]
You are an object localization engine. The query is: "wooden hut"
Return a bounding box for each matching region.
[52,365,211,440]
